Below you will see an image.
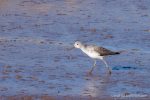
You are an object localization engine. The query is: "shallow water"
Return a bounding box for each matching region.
[0,0,150,99]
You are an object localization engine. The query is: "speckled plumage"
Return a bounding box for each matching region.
[84,44,120,57]
[74,41,120,74]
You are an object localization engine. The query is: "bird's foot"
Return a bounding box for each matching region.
[86,70,93,75]
[108,70,112,75]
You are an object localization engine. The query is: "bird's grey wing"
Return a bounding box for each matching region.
[93,46,118,56]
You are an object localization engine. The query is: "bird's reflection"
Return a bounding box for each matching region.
[82,73,111,97]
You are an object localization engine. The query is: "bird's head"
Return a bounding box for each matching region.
[74,41,82,48]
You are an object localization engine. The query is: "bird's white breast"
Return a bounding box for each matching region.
[81,47,101,59]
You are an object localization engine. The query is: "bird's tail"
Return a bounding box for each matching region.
[117,50,127,54]
[114,52,120,54]
[112,50,126,55]
[114,49,140,55]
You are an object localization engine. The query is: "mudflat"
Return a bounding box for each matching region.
[0,0,150,100]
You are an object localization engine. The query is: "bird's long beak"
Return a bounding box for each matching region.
[71,47,75,50]
[66,47,75,51]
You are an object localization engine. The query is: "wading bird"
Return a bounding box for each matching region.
[74,41,121,74]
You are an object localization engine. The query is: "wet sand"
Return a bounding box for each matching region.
[0,0,150,100]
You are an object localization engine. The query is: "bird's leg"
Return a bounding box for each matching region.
[102,59,112,74]
[89,60,97,74]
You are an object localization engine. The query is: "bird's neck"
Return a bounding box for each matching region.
[80,44,86,50]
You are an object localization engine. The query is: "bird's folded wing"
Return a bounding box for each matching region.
[93,46,116,56]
